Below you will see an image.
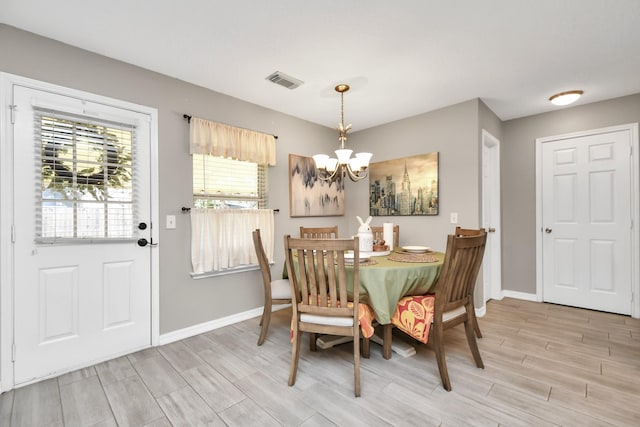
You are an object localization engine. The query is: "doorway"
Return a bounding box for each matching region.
[536,124,640,316]
[0,73,159,389]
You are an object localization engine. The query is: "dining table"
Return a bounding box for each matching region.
[286,248,444,359]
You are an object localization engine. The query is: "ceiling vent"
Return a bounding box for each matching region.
[265,71,304,90]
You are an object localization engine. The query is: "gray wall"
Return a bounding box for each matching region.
[348,99,483,252]
[501,93,640,294]
[0,24,496,336]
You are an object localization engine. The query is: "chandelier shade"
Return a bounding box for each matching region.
[313,84,372,182]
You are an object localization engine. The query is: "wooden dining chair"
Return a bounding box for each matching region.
[454,226,485,338]
[391,231,487,391]
[252,229,292,346]
[371,225,399,248]
[455,226,485,237]
[284,235,365,397]
[299,225,339,239]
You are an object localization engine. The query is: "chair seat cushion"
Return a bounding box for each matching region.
[301,313,354,327]
[271,278,291,299]
[442,305,466,322]
[357,303,376,338]
[391,295,435,344]
[290,303,376,342]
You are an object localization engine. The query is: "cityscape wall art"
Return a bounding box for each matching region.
[369,152,439,216]
[289,153,345,217]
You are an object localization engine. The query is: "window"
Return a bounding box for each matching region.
[188,118,276,276]
[192,154,267,209]
[37,110,136,242]
[190,154,272,277]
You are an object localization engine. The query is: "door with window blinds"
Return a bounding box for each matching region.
[12,85,153,384]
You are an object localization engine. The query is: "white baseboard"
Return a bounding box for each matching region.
[158,304,291,346]
[475,305,487,318]
[501,290,538,302]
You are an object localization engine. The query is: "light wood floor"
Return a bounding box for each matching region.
[1,298,639,426]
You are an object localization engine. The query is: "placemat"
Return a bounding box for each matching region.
[388,252,439,263]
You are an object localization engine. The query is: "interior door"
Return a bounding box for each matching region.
[541,129,632,314]
[12,85,152,384]
[482,130,502,302]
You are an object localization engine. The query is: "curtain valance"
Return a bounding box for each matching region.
[189,117,276,165]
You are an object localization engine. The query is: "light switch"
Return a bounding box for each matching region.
[166,215,176,229]
[450,212,458,224]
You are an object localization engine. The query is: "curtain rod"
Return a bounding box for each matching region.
[181,207,279,213]
[183,114,278,139]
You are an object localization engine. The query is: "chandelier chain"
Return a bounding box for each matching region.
[340,91,344,130]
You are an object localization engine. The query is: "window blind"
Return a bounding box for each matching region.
[35,107,137,242]
[193,154,267,209]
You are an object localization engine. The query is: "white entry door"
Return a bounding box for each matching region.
[540,127,633,314]
[11,84,153,385]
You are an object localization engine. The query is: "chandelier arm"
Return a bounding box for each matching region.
[345,165,367,181]
[317,166,341,182]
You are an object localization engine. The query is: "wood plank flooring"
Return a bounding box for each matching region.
[1,298,639,426]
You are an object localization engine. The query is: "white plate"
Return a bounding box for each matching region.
[344,252,371,263]
[402,245,430,254]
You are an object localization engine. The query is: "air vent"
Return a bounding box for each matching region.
[265,71,304,90]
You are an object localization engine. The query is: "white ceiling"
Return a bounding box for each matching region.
[2,0,639,130]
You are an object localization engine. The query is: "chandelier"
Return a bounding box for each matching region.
[313,84,372,182]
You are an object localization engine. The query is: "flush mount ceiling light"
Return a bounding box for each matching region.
[549,90,584,106]
[313,84,372,182]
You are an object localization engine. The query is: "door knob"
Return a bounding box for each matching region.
[487,227,496,233]
[138,222,147,230]
[137,238,158,247]
[545,228,552,234]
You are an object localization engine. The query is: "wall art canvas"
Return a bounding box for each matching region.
[289,153,345,217]
[369,152,439,216]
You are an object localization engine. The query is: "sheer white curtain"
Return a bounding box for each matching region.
[189,117,276,165]
[191,208,274,274]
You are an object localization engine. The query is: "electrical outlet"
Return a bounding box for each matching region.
[166,215,176,229]
[450,212,458,224]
